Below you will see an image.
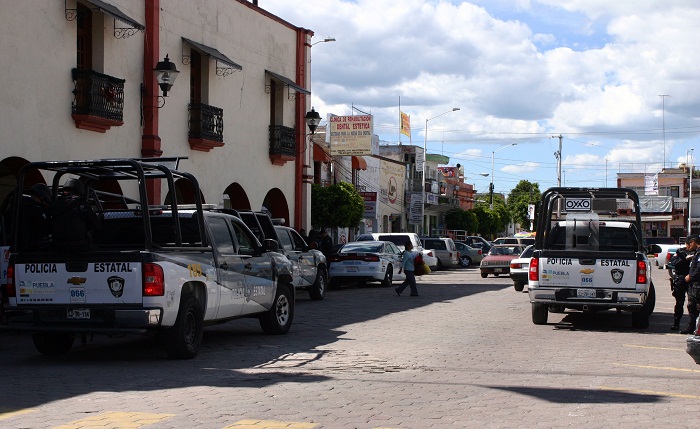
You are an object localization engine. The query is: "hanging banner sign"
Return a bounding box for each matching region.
[329,115,373,156]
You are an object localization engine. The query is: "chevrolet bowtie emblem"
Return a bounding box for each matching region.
[580,268,595,274]
[67,277,87,285]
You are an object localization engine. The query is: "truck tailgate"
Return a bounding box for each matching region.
[538,255,638,290]
[15,261,143,305]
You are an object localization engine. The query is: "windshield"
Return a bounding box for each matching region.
[342,242,383,253]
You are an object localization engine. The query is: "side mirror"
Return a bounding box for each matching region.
[262,238,279,252]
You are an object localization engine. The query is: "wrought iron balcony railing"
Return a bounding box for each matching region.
[188,103,224,142]
[71,68,125,123]
[269,125,296,158]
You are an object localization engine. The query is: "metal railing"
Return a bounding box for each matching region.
[188,103,224,142]
[269,125,296,158]
[71,68,125,122]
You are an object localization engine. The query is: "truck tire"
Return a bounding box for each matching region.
[532,303,548,325]
[260,282,294,335]
[513,282,524,292]
[309,268,327,301]
[381,266,394,287]
[32,333,74,355]
[163,295,204,359]
[631,283,656,329]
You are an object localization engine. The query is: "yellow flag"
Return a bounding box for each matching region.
[400,111,411,137]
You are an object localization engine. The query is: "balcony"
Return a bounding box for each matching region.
[71,68,125,133]
[269,125,296,166]
[188,103,224,152]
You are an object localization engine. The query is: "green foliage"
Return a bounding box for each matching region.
[311,182,364,229]
[445,209,478,233]
[507,180,541,230]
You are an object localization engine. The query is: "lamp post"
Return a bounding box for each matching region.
[422,107,460,236]
[490,143,517,209]
[312,37,336,46]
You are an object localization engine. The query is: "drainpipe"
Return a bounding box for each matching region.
[142,0,162,204]
[294,28,313,230]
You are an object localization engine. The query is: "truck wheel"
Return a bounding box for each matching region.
[631,283,656,329]
[260,283,294,335]
[381,266,394,287]
[532,303,548,325]
[480,272,488,278]
[309,268,327,301]
[163,295,204,359]
[32,333,74,355]
[513,282,524,292]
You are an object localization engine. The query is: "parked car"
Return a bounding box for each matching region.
[509,245,534,291]
[274,225,328,300]
[462,236,492,252]
[454,242,483,268]
[328,241,406,287]
[421,237,460,269]
[647,243,679,275]
[479,244,524,278]
[355,232,439,269]
[492,236,535,247]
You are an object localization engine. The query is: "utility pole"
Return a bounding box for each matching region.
[552,134,563,218]
[659,95,670,170]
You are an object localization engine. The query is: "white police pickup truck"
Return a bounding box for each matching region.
[3,158,295,359]
[528,188,655,328]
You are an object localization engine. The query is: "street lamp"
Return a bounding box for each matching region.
[490,143,517,209]
[422,107,460,236]
[311,37,336,46]
[305,107,321,135]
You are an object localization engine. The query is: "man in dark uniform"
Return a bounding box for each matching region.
[670,245,692,331]
[683,235,700,334]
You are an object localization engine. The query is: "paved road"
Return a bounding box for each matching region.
[0,266,697,428]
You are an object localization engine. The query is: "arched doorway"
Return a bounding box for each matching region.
[0,156,46,210]
[90,180,124,209]
[262,188,290,226]
[164,178,205,206]
[223,183,251,210]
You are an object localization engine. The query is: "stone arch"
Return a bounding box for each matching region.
[262,188,290,226]
[223,183,251,210]
[164,178,205,206]
[0,156,47,209]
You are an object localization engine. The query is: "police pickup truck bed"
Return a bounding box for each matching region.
[3,158,295,359]
[528,187,655,328]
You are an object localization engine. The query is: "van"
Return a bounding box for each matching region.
[492,236,535,247]
[355,232,438,268]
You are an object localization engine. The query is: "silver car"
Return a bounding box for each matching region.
[328,241,406,287]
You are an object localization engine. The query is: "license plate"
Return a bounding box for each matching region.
[576,289,596,298]
[494,268,503,273]
[67,308,90,320]
[346,267,359,272]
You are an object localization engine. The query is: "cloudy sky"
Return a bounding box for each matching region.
[261,0,700,196]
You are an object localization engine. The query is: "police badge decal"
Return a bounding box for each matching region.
[611,269,624,284]
[108,276,125,298]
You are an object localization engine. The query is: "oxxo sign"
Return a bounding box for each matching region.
[565,198,591,211]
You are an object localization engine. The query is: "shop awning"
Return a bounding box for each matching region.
[182,38,242,71]
[641,215,673,222]
[352,156,367,170]
[84,0,144,30]
[313,143,331,162]
[265,70,310,95]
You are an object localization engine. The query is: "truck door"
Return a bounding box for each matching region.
[207,216,246,318]
[228,218,276,314]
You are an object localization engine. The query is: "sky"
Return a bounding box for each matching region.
[261,0,700,197]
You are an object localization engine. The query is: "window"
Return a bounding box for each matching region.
[230,221,256,256]
[208,217,235,255]
[76,3,92,70]
[276,228,294,251]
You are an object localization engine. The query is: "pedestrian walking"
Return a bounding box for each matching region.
[319,229,333,258]
[395,241,419,297]
[683,235,700,334]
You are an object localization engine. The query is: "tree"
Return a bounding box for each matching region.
[472,195,510,239]
[311,182,364,230]
[445,209,478,233]
[507,180,541,230]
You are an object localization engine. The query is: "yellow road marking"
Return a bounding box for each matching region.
[0,408,36,420]
[52,411,174,429]
[599,386,700,399]
[224,421,317,429]
[623,344,685,351]
[612,362,700,373]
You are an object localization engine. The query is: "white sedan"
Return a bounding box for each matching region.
[328,241,407,287]
[509,245,534,292]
